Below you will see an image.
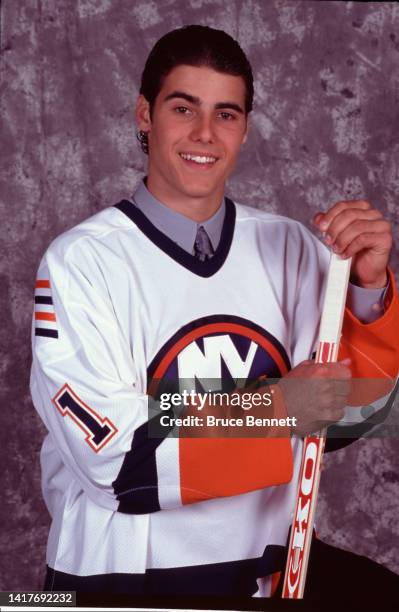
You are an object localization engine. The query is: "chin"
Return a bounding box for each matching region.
[179,178,220,197]
[181,187,216,199]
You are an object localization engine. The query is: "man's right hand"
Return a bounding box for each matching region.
[277,359,352,436]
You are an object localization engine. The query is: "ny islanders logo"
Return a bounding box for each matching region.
[147,315,291,395]
[114,315,293,512]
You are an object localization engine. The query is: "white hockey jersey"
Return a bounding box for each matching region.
[30,197,399,596]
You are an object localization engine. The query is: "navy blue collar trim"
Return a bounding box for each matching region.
[114,197,236,278]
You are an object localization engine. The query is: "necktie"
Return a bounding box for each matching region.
[194,226,215,261]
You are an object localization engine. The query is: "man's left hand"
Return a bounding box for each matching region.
[313,200,392,289]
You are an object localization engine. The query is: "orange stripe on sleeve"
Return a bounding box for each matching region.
[35,280,51,289]
[35,312,56,322]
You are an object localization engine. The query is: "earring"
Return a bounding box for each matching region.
[137,130,147,143]
[136,130,149,154]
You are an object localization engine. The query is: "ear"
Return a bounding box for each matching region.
[135,95,152,132]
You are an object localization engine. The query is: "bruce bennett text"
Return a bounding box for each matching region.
[159,415,298,428]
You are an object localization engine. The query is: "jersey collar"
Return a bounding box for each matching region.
[114,197,236,278]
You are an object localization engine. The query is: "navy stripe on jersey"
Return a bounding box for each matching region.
[44,544,286,595]
[35,295,53,305]
[35,328,59,338]
[112,418,166,514]
[114,198,236,278]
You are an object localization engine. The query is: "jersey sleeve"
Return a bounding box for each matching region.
[288,224,399,445]
[31,239,293,515]
[340,268,399,382]
[325,268,399,447]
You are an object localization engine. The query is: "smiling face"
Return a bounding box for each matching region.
[136,65,248,221]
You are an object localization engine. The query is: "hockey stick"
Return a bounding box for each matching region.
[282,252,352,599]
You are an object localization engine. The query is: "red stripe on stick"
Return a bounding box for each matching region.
[321,342,331,363]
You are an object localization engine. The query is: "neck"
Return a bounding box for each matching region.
[146,176,224,222]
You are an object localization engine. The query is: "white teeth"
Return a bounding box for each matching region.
[180,153,217,164]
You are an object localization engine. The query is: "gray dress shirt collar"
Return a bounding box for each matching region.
[130,180,386,323]
[131,180,225,253]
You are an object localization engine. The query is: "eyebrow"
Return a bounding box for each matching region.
[163,90,245,114]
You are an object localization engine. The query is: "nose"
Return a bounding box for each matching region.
[189,112,215,144]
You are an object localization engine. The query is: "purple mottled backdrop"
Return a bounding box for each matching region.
[1,0,398,591]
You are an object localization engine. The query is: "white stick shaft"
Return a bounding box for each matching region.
[282,254,351,599]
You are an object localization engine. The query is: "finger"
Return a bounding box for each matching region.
[332,381,352,400]
[331,220,391,255]
[295,359,315,368]
[320,387,348,408]
[334,364,352,379]
[313,200,372,232]
[323,210,384,246]
[339,230,393,260]
[317,363,352,378]
[330,408,345,422]
[324,377,351,395]
[319,401,346,421]
[282,361,315,378]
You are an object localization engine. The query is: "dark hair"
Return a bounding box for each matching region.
[137,25,254,154]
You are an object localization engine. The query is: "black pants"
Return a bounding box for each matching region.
[275,537,399,610]
[45,537,399,610]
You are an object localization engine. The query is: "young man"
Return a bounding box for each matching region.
[31,26,399,604]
